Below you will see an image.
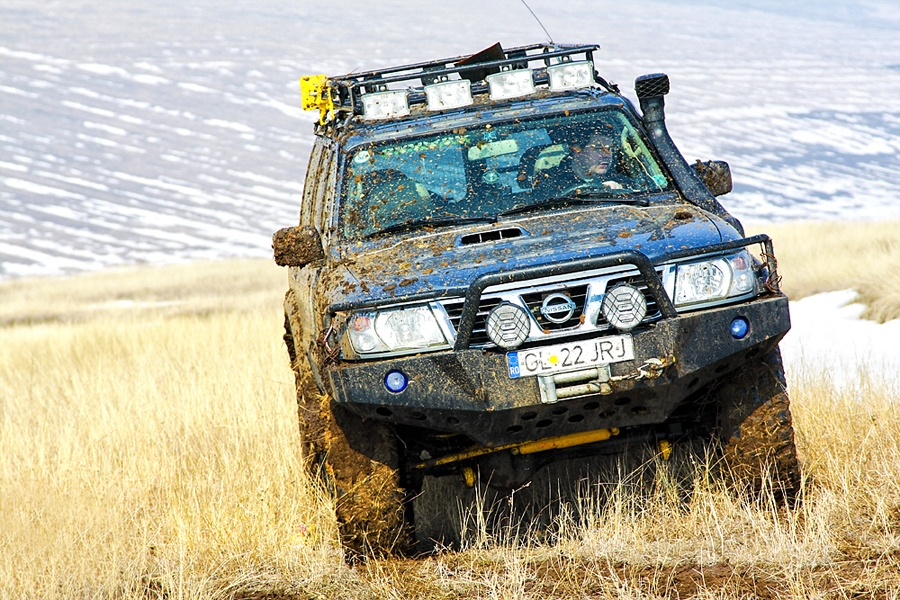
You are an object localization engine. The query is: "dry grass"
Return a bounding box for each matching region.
[1,220,899,599]
[746,220,900,322]
[0,258,286,327]
[0,281,352,598]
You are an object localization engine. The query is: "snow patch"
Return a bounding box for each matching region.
[781,290,900,391]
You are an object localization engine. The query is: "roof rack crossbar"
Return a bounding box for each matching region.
[334,44,599,92]
[337,43,577,83]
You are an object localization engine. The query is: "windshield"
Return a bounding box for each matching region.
[340,109,671,239]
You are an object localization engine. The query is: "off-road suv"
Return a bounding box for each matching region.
[273,43,800,557]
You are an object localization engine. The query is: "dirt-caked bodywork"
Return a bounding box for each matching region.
[274,43,800,557]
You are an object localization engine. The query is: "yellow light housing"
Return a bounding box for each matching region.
[299,74,334,124]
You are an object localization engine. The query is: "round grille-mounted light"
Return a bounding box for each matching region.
[602,284,648,331]
[486,302,531,349]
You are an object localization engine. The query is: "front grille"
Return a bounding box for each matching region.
[520,284,589,331]
[440,297,500,347]
[437,267,670,349]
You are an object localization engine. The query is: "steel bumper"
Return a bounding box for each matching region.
[326,294,790,446]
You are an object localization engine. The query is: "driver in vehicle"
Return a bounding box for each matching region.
[533,130,627,196]
[571,132,623,189]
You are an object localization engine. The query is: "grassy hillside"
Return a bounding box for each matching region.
[745,219,900,322]
[1,221,898,598]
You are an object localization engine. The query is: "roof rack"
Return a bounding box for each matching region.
[301,43,613,124]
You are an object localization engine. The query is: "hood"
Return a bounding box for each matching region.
[322,202,738,311]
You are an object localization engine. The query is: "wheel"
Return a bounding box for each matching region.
[283,292,410,558]
[323,404,410,558]
[410,473,475,552]
[708,346,802,502]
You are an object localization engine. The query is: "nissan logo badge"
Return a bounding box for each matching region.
[540,293,577,324]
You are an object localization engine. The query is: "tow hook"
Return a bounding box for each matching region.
[611,356,675,383]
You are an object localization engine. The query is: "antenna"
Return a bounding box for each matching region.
[519,0,554,43]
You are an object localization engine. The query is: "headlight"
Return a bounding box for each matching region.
[344,305,451,357]
[673,250,756,308]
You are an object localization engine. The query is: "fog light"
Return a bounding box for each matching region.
[602,284,647,331]
[384,370,408,393]
[730,317,749,339]
[486,302,531,349]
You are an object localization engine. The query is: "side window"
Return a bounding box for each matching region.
[619,127,669,190]
[312,145,336,235]
[300,143,324,227]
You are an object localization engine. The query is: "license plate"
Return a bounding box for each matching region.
[507,335,634,379]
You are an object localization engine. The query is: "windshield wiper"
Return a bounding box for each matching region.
[498,191,642,218]
[365,216,496,239]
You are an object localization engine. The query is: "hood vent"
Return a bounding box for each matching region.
[459,227,523,246]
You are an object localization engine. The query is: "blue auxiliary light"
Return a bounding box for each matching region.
[730,317,750,339]
[384,370,409,393]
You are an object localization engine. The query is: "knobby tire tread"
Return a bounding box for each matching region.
[283,290,410,558]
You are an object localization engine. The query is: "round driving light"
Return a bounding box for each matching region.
[730,317,749,339]
[601,284,648,331]
[485,302,531,349]
[384,370,408,393]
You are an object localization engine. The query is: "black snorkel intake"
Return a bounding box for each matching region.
[635,73,744,235]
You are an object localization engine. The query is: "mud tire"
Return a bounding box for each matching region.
[708,346,801,502]
[283,294,410,558]
[411,474,475,552]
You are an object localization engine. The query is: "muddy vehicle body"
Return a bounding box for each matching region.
[274,43,800,556]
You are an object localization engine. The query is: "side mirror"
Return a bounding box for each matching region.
[691,160,733,197]
[272,225,325,267]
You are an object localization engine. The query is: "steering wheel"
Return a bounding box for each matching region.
[558,180,625,197]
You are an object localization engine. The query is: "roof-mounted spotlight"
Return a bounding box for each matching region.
[361,89,410,120]
[547,60,595,91]
[425,79,473,111]
[487,68,535,100]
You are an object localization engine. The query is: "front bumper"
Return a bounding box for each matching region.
[327,294,789,446]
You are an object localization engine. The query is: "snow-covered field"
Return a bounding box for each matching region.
[2,0,899,280]
[1,1,898,374]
